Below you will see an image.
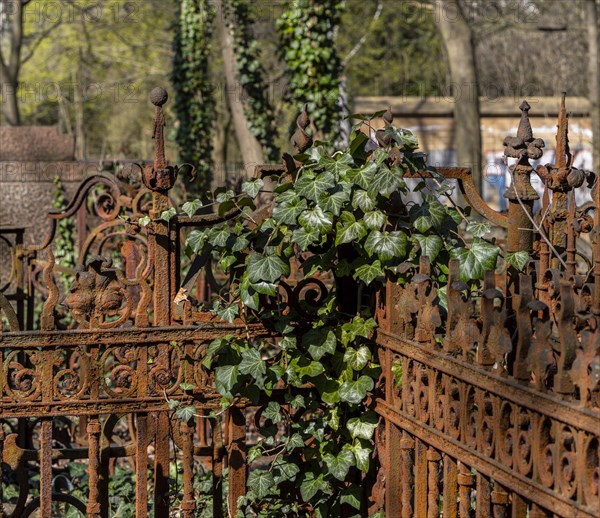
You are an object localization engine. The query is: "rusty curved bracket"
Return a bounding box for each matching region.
[410,167,509,229]
[0,291,20,331]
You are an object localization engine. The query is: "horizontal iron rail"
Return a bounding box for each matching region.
[375,398,596,518]
[0,323,271,348]
[376,330,600,435]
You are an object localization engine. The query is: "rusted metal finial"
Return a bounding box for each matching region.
[150,87,168,171]
[291,104,313,154]
[503,100,543,253]
[554,92,570,174]
[503,100,544,165]
[141,87,195,194]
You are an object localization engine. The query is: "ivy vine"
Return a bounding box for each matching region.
[165,111,500,516]
[277,0,344,141]
[224,0,278,160]
[172,0,216,194]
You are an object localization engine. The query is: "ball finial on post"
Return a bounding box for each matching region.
[150,87,168,107]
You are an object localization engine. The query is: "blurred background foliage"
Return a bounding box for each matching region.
[0,0,596,188]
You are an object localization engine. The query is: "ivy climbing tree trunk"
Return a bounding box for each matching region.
[172,0,216,194]
[587,0,599,175]
[433,0,482,193]
[215,0,265,175]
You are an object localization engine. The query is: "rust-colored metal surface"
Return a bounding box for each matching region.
[374,98,599,517]
[0,89,259,517]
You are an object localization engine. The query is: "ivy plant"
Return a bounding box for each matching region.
[172,0,216,194]
[175,112,499,516]
[277,0,344,140]
[224,0,278,160]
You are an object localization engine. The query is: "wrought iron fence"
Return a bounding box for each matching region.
[0,88,598,518]
[373,94,599,517]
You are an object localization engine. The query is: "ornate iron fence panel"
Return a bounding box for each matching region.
[373,96,600,517]
[0,88,266,518]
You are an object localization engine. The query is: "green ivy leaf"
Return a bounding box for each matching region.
[324,449,355,480]
[247,469,274,499]
[339,376,374,404]
[187,230,209,253]
[363,210,386,230]
[505,250,530,270]
[319,189,349,216]
[247,254,290,283]
[450,238,500,281]
[139,216,151,226]
[351,439,373,472]
[313,375,341,404]
[175,404,196,422]
[292,227,320,251]
[341,316,377,345]
[216,304,239,323]
[209,226,230,247]
[181,199,202,217]
[353,261,384,285]
[368,164,404,196]
[410,197,446,233]
[347,162,377,190]
[300,471,330,502]
[298,207,333,232]
[302,327,337,360]
[272,196,307,225]
[343,346,372,370]
[262,401,281,423]
[347,411,379,440]
[239,348,266,378]
[247,445,262,463]
[319,153,353,177]
[287,433,305,451]
[340,486,362,509]
[242,178,264,198]
[466,220,492,238]
[215,364,239,395]
[295,359,325,379]
[414,234,443,261]
[365,230,407,261]
[295,171,335,201]
[251,281,278,296]
[352,189,376,212]
[272,458,300,484]
[335,212,368,245]
[160,208,177,222]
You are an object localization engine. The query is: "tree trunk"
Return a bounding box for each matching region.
[215,0,265,176]
[433,0,482,193]
[587,0,599,175]
[0,0,24,125]
[74,51,86,160]
[0,76,21,125]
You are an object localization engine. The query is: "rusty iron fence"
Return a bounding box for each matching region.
[0,88,599,518]
[0,88,267,517]
[373,95,600,517]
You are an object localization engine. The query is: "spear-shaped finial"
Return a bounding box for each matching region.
[517,100,533,141]
[555,92,570,174]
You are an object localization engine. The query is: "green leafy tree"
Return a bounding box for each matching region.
[172,0,216,193]
[277,0,344,140]
[224,0,278,160]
